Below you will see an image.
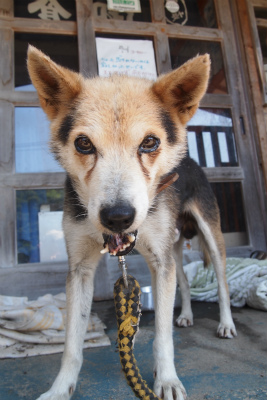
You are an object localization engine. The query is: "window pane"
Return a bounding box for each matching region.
[15,33,78,90]
[257,26,267,82]
[16,189,66,264]
[169,39,227,94]
[187,108,238,167]
[165,0,217,28]
[254,7,267,19]
[14,0,76,21]
[15,107,64,173]
[211,182,248,247]
[92,0,151,22]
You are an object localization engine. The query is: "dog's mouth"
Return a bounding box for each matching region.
[100,231,137,256]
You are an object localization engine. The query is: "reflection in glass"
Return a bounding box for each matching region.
[257,26,267,61]
[187,108,238,167]
[15,33,78,90]
[15,107,64,173]
[254,8,267,19]
[169,39,227,94]
[257,26,267,84]
[92,0,151,22]
[218,132,230,163]
[202,131,214,167]
[211,182,248,246]
[16,189,66,264]
[14,0,76,21]
[165,0,217,28]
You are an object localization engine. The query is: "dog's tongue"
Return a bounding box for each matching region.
[101,232,136,256]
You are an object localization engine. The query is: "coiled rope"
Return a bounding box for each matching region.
[114,275,161,400]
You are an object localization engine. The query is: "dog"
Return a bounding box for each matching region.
[27,46,237,400]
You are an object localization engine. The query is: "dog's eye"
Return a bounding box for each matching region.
[75,136,95,154]
[139,136,160,153]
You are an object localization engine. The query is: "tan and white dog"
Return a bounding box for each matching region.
[27,46,237,400]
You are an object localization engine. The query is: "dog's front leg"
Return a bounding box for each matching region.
[36,262,98,400]
[148,254,187,400]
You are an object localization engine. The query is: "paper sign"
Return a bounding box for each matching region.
[107,0,141,13]
[96,37,157,80]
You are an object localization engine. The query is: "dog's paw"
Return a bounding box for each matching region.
[36,385,74,400]
[154,377,187,400]
[175,313,193,328]
[217,321,237,339]
[36,393,68,400]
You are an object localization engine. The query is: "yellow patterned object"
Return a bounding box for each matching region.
[114,275,161,400]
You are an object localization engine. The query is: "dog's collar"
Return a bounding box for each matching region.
[157,172,179,194]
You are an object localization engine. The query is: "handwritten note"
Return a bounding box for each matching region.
[96,38,157,80]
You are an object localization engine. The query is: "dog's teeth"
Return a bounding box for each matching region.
[100,246,109,254]
[128,234,135,243]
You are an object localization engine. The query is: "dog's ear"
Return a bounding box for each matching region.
[27,45,82,120]
[152,54,210,125]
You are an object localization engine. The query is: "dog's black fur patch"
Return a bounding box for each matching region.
[175,157,216,213]
[174,157,219,238]
[58,113,75,144]
[160,110,177,144]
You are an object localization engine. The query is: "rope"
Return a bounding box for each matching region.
[114,275,161,400]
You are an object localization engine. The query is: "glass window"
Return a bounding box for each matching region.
[254,7,267,20]
[187,108,238,167]
[16,189,66,264]
[211,182,248,247]
[257,26,267,74]
[92,0,151,22]
[169,39,228,94]
[14,0,76,21]
[15,107,64,173]
[165,0,217,28]
[15,33,79,90]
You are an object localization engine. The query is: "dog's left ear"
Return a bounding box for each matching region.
[152,54,210,125]
[27,45,82,120]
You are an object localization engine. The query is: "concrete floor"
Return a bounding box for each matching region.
[0,301,266,400]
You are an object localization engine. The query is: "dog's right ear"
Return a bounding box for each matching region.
[152,54,210,125]
[27,45,82,120]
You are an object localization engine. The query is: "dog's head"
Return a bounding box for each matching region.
[27,46,210,255]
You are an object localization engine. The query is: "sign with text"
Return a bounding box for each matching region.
[107,0,141,13]
[96,37,157,80]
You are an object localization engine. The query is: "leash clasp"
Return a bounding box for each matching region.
[118,255,128,288]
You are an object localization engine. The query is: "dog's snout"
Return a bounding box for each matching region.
[100,203,136,232]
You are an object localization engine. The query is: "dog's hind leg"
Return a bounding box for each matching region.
[173,236,193,328]
[190,204,237,339]
[144,251,187,400]
[36,246,101,400]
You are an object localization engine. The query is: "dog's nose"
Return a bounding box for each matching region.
[100,203,136,232]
